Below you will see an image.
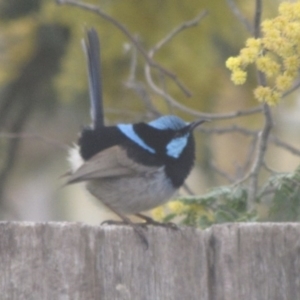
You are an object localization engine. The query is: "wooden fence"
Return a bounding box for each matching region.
[0,222,299,299]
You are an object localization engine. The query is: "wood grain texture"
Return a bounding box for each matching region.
[0,222,300,300]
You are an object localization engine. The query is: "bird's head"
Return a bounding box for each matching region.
[117,115,206,159]
[148,115,206,158]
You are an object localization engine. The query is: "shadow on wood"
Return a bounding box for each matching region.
[0,222,300,300]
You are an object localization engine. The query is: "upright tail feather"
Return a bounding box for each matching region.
[82,28,104,129]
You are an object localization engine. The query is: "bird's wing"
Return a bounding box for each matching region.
[66,145,159,184]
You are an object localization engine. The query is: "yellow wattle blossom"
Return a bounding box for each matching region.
[226,1,300,106]
[273,16,289,30]
[231,69,247,85]
[151,206,165,221]
[254,86,271,101]
[261,19,274,34]
[246,37,261,49]
[239,47,260,64]
[276,74,293,91]
[168,201,186,214]
[254,86,280,106]
[283,22,300,39]
[275,38,294,57]
[225,56,242,71]
[190,204,215,222]
[256,56,280,77]
[284,55,300,72]
[279,2,300,20]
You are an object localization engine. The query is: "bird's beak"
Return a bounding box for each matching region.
[188,118,210,131]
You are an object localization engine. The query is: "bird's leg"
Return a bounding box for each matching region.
[135,213,162,225]
[102,204,148,249]
[135,213,178,229]
[101,220,125,226]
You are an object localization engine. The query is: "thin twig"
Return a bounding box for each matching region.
[243,0,274,209]
[253,0,262,38]
[247,103,272,207]
[56,0,192,97]
[210,161,235,183]
[124,44,161,117]
[258,186,277,198]
[182,183,195,195]
[262,162,279,174]
[226,0,253,33]
[150,10,208,55]
[127,40,139,83]
[0,132,69,150]
[283,78,300,98]
[199,125,257,136]
[105,107,143,119]
[270,135,300,157]
[242,135,259,175]
[145,63,263,119]
[232,0,273,208]
[58,0,264,121]
[125,81,161,118]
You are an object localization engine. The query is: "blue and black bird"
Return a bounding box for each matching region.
[67,28,206,238]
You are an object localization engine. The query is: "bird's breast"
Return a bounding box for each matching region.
[86,166,176,214]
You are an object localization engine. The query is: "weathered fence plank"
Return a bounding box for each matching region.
[0,222,299,300]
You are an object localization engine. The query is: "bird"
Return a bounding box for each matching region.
[66,28,207,245]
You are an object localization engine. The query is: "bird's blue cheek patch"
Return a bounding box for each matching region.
[117,124,155,154]
[166,134,189,158]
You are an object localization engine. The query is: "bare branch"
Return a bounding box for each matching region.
[105,108,144,120]
[210,161,235,183]
[145,63,263,120]
[242,135,259,176]
[226,0,253,33]
[258,186,277,198]
[0,132,69,150]
[150,10,208,55]
[283,78,300,98]
[56,0,192,96]
[262,162,279,174]
[182,183,195,196]
[246,104,273,207]
[199,125,257,136]
[270,135,300,157]
[253,0,262,38]
[125,81,161,118]
[208,106,263,120]
[242,0,274,208]
[124,44,161,118]
[126,41,138,83]
[57,0,264,122]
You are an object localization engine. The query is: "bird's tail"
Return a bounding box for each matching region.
[82,28,104,129]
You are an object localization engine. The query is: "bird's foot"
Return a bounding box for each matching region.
[101,220,126,226]
[135,213,178,230]
[101,217,148,249]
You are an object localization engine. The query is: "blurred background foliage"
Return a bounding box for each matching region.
[0,0,299,225]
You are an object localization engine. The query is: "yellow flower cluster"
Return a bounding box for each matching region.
[151,200,215,225]
[151,200,186,221]
[151,206,165,221]
[226,1,300,105]
[168,201,186,214]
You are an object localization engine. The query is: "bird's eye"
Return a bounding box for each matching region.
[173,130,184,138]
[174,127,189,138]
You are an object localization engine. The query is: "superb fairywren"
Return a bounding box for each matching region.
[67,29,206,241]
